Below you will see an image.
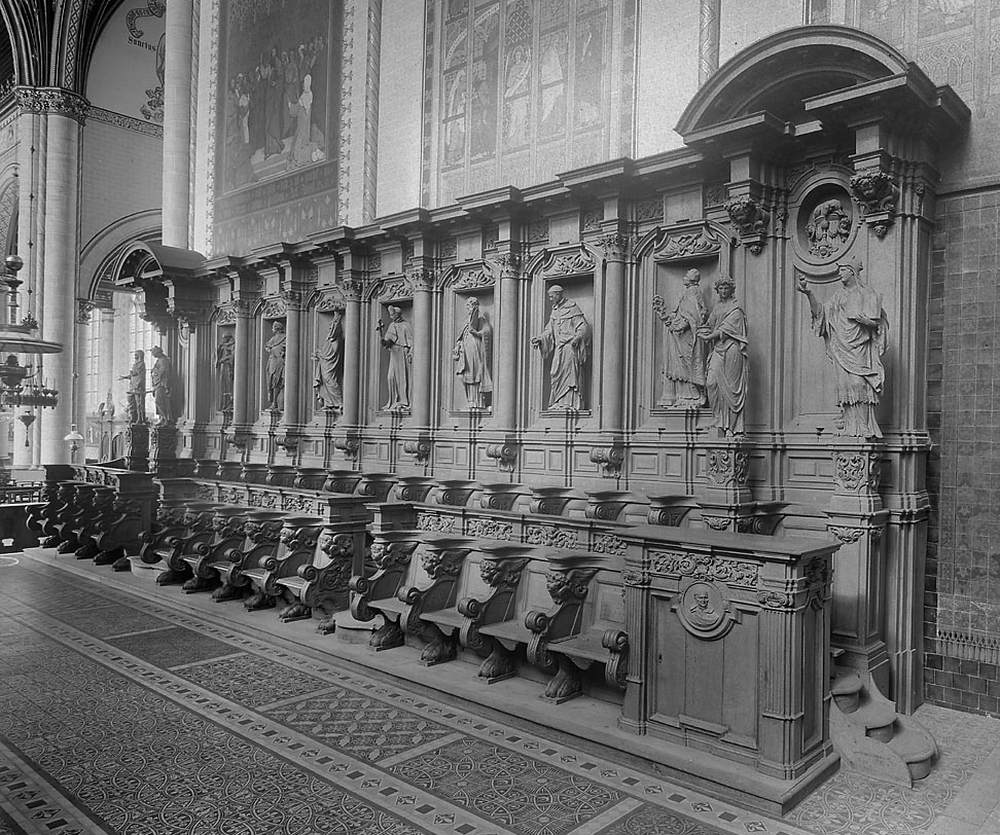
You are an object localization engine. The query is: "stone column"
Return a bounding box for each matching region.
[698,0,722,86]
[281,289,304,431]
[598,234,628,431]
[36,93,86,465]
[97,307,116,407]
[495,253,520,429]
[231,299,252,434]
[410,267,433,427]
[162,0,194,247]
[342,278,363,427]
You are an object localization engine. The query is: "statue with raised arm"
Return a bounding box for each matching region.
[796,257,889,438]
[697,276,748,437]
[216,333,235,412]
[149,345,176,424]
[654,267,707,407]
[264,320,286,411]
[313,308,344,410]
[120,350,146,424]
[531,285,591,410]
[379,306,413,410]
[453,296,493,409]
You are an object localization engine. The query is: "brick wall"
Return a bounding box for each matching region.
[925,189,1000,716]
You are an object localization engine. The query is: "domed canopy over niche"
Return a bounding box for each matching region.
[676,25,948,140]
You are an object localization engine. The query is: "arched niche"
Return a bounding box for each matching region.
[309,287,347,420]
[438,261,497,417]
[364,274,415,417]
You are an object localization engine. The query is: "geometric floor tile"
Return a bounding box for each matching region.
[175,653,334,708]
[104,626,237,669]
[595,802,729,834]
[266,690,455,762]
[389,736,624,835]
[46,603,170,638]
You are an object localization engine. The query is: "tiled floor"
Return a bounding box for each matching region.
[1,552,999,835]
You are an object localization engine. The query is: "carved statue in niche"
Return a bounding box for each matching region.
[378,306,413,410]
[806,199,851,259]
[653,267,707,407]
[698,276,748,437]
[453,296,493,409]
[150,345,175,425]
[796,258,889,438]
[216,333,235,412]
[264,320,286,411]
[531,284,591,410]
[120,350,146,424]
[313,308,344,410]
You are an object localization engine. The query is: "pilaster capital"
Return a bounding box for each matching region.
[340,277,364,303]
[280,288,305,310]
[596,233,632,261]
[231,298,255,317]
[76,299,97,325]
[493,253,522,281]
[407,268,434,292]
[16,87,89,123]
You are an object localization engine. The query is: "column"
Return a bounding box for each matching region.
[341,279,363,427]
[598,234,628,432]
[410,268,433,427]
[495,254,520,429]
[38,96,85,464]
[282,290,304,428]
[97,308,116,407]
[162,0,194,247]
[231,300,252,432]
[698,0,721,86]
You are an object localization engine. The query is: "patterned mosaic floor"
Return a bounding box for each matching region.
[1,553,998,835]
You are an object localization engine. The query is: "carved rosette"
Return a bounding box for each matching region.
[832,449,882,493]
[850,169,899,238]
[725,195,767,254]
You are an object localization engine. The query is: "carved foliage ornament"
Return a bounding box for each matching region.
[725,196,766,237]
[526,524,578,549]
[451,265,496,291]
[541,248,595,277]
[652,225,725,262]
[546,569,594,604]
[833,450,882,493]
[850,170,899,238]
[651,550,759,588]
[261,298,286,319]
[705,447,750,488]
[465,517,513,541]
[16,87,89,123]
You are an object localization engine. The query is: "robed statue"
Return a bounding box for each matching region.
[313,308,344,410]
[379,306,413,410]
[264,320,286,411]
[698,276,748,437]
[531,284,591,410]
[654,267,707,407]
[149,346,176,424]
[453,296,493,409]
[216,333,235,412]
[796,258,889,438]
[120,350,146,424]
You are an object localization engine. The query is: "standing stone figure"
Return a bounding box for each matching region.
[796,258,889,438]
[216,333,235,412]
[149,346,175,424]
[531,284,591,410]
[120,350,146,424]
[698,276,748,437]
[453,296,493,409]
[379,306,413,410]
[654,267,707,407]
[264,320,286,411]
[313,308,344,410]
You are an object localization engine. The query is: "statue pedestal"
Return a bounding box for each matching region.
[124,423,149,471]
[826,441,890,695]
[697,439,754,532]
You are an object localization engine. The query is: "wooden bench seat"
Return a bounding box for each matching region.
[212,510,287,602]
[179,505,252,593]
[241,515,323,611]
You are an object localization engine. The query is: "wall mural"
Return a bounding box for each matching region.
[214,0,342,255]
[425,0,635,207]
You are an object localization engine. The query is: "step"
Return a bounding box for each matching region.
[830,668,863,713]
[854,700,897,743]
[887,725,937,781]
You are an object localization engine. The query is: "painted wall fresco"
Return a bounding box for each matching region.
[85,0,166,123]
[214,0,342,255]
[423,0,636,207]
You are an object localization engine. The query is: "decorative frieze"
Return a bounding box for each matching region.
[16,87,89,123]
[650,550,759,588]
[465,517,513,541]
[526,524,578,549]
[416,513,457,533]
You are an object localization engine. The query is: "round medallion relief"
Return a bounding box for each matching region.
[795,184,857,266]
[678,580,726,633]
